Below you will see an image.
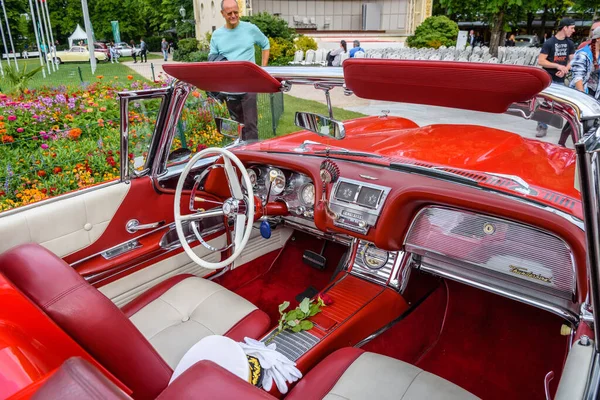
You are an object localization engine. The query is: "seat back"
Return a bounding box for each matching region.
[0,243,172,399]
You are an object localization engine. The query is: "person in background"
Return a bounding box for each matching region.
[22,44,29,59]
[543,33,548,43]
[505,34,515,47]
[109,42,119,63]
[578,19,600,50]
[327,40,346,66]
[161,38,169,61]
[560,27,600,147]
[535,17,576,138]
[468,30,476,47]
[209,0,270,141]
[349,40,365,57]
[139,38,147,63]
[130,40,138,63]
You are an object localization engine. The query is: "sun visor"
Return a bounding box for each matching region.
[163,61,283,93]
[343,59,551,113]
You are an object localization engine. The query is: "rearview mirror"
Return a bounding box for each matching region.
[168,147,192,164]
[215,117,244,139]
[295,112,346,140]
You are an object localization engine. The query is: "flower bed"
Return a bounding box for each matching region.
[1,83,228,212]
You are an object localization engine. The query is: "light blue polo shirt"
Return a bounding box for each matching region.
[209,21,270,63]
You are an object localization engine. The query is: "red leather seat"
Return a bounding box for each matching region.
[0,244,270,399]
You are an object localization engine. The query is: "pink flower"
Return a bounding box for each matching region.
[41,143,49,149]
[32,115,39,119]
[8,115,16,121]
[16,128,24,133]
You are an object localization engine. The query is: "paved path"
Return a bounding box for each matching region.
[121,54,170,81]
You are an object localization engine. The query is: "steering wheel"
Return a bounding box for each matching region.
[174,147,254,270]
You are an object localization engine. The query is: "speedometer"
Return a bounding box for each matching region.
[267,168,286,195]
[300,183,315,205]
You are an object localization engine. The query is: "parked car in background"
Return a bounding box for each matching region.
[515,34,541,47]
[114,42,140,57]
[48,46,108,63]
[93,42,110,59]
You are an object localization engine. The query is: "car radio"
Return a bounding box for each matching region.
[329,178,391,234]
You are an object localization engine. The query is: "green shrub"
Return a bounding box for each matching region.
[173,38,200,61]
[198,31,212,51]
[186,51,209,62]
[145,36,163,52]
[406,16,459,49]
[267,37,295,66]
[294,35,317,52]
[241,12,296,41]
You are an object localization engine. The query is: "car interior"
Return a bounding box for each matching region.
[1,60,599,400]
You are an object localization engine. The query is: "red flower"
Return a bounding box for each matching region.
[41,188,48,194]
[128,153,134,160]
[196,144,208,152]
[53,166,62,174]
[318,293,333,306]
[106,156,116,167]
[37,170,46,177]
[0,190,5,197]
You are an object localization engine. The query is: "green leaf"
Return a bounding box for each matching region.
[300,320,313,330]
[309,304,321,316]
[299,298,311,314]
[286,310,300,321]
[288,320,297,327]
[278,318,284,332]
[291,324,302,333]
[279,301,290,314]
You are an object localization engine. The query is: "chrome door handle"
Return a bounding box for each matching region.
[126,219,165,233]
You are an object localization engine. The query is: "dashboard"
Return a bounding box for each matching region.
[245,165,316,220]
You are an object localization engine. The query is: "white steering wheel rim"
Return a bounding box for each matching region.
[174,147,254,270]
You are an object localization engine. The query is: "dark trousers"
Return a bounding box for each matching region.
[226,93,258,141]
[132,51,137,62]
[140,50,147,63]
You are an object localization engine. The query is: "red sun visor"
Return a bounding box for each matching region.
[343,59,551,113]
[163,61,283,93]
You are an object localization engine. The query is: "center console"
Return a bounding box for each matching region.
[259,241,409,388]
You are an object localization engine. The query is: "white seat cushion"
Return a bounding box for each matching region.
[129,277,258,368]
[325,352,479,400]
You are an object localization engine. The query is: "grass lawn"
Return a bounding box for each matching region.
[0,58,149,92]
[275,94,365,136]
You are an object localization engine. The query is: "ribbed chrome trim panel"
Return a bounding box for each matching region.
[405,206,576,301]
[261,330,320,362]
[350,240,399,286]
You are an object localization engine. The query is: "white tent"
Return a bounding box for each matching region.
[68,24,88,48]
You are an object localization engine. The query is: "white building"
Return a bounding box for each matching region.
[193,0,433,40]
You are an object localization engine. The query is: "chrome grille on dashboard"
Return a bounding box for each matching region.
[351,241,399,286]
[405,206,575,301]
[261,330,320,361]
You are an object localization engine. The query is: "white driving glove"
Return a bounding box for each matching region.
[239,336,302,394]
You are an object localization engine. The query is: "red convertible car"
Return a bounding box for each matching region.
[1,60,600,400]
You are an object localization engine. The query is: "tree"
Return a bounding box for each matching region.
[406,16,459,48]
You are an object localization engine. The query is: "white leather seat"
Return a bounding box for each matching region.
[126,276,267,368]
[287,348,479,400]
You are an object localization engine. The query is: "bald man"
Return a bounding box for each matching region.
[209,0,270,141]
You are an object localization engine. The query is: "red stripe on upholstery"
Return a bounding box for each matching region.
[224,309,271,342]
[121,274,195,318]
[286,348,365,400]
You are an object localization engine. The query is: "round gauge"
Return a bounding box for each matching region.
[362,244,389,270]
[242,168,257,190]
[267,168,286,195]
[300,183,315,205]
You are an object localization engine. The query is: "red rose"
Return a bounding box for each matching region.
[318,293,333,306]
